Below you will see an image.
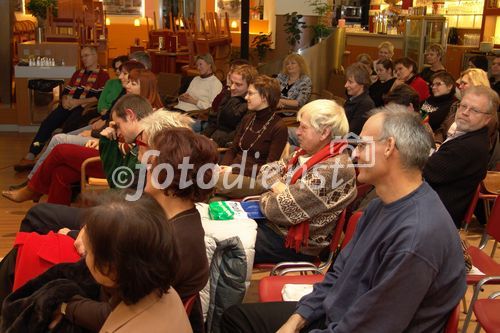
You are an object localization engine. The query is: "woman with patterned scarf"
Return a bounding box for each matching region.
[253,99,357,263]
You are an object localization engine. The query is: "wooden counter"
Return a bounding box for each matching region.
[345,32,404,66]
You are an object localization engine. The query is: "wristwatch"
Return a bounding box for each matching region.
[61,302,68,316]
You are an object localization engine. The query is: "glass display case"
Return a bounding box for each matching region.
[404,15,447,71]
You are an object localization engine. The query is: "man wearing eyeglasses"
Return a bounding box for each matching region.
[423,85,499,228]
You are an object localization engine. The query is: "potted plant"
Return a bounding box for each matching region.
[307,0,333,45]
[251,32,273,63]
[27,0,57,27]
[284,12,306,52]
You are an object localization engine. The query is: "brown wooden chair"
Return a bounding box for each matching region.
[80,156,109,194]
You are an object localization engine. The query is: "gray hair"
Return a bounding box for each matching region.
[130,51,152,70]
[195,53,216,73]
[370,105,433,171]
[297,99,349,138]
[140,110,194,146]
[463,85,499,119]
[345,62,371,90]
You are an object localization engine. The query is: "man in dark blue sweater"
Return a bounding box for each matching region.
[221,106,467,333]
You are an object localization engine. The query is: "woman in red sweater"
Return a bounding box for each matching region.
[392,57,430,104]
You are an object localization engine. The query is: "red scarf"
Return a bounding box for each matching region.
[284,141,346,252]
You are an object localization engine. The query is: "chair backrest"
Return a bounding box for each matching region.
[342,211,363,250]
[329,209,347,252]
[444,303,460,333]
[487,197,500,242]
[183,293,198,315]
[463,184,481,228]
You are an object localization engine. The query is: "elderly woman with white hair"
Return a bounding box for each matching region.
[254,99,357,264]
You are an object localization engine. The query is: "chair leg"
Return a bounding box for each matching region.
[473,323,481,333]
[462,295,468,314]
[491,240,498,258]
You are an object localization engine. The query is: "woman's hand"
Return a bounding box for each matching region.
[277,99,287,109]
[74,227,87,256]
[85,139,99,150]
[179,93,198,105]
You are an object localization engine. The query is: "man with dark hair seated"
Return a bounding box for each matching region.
[202,64,258,147]
[221,106,466,333]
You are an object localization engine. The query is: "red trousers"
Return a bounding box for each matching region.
[29,144,105,205]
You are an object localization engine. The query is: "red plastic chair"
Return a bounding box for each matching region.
[444,303,460,333]
[466,197,500,285]
[462,198,500,328]
[462,276,500,333]
[183,293,198,315]
[473,291,500,333]
[462,184,481,231]
[258,212,363,302]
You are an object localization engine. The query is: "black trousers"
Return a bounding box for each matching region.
[220,302,326,333]
[20,203,83,235]
[29,104,98,156]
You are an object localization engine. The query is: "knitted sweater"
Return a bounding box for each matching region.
[258,152,357,256]
[175,75,223,111]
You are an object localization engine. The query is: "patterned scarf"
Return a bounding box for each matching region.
[284,141,346,252]
[68,68,100,99]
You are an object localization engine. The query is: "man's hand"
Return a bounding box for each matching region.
[85,139,99,150]
[276,313,307,333]
[271,181,287,194]
[100,121,117,140]
[74,227,86,256]
[61,95,71,109]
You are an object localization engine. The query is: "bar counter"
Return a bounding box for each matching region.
[345,31,405,64]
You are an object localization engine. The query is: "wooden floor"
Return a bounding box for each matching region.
[0,131,499,332]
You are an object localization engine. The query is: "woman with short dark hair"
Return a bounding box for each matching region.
[78,191,191,332]
[369,59,396,107]
[420,71,457,132]
[216,74,288,198]
[392,57,430,103]
[343,63,376,135]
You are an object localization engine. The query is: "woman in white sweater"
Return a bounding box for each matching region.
[174,53,223,112]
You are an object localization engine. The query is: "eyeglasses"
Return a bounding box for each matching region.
[356,137,388,151]
[431,81,444,87]
[457,81,469,87]
[457,103,491,116]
